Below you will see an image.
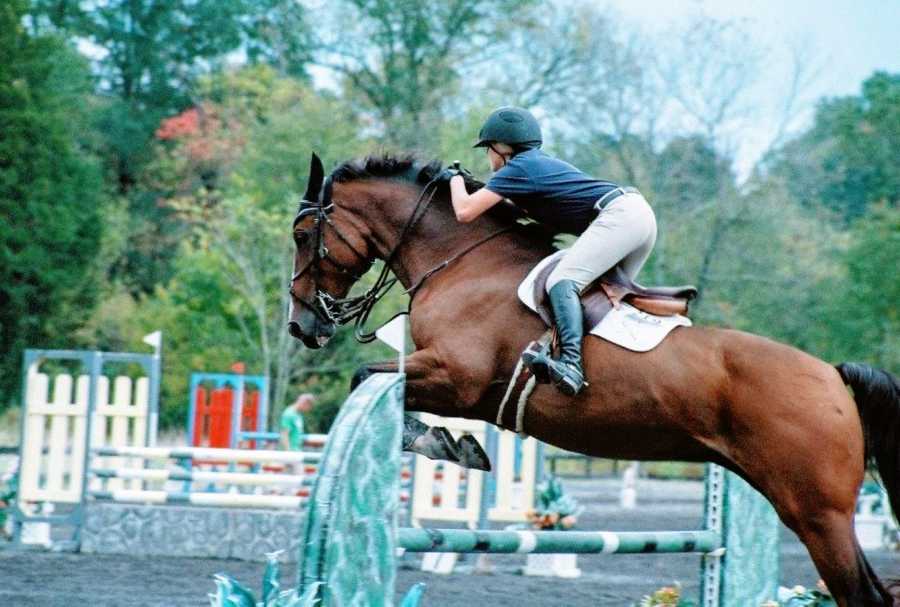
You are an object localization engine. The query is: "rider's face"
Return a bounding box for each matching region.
[486,145,507,172]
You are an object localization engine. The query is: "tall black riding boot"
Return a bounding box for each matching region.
[547,279,586,396]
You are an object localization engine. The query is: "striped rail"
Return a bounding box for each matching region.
[398,528,721,554]
[92,445,322,463]
[88,443,412,510]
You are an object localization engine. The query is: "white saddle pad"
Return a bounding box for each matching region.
[517,251,691,352]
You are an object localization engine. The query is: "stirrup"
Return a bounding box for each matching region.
[548,361,586,397]
[522,341,552,384]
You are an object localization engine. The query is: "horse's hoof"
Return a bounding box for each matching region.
[408,426,461,462]
[457,434,492,471]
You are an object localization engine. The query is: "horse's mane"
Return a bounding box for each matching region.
[330,153,561,249]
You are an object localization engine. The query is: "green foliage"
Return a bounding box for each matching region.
[772,72,900,221]
[807,204,900,368]
[776,587,837,606]
[209,553,426,606]
[79,67,402,430]
[0,465,18,533]
[9,0,898,436]
[27,1,315,296]
[321,0,536,148]
[0,0,106,404]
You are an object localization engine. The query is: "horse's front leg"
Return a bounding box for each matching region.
[350,353,491,471]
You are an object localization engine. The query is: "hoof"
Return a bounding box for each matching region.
[408,426,462,462]
[457,434,492,471]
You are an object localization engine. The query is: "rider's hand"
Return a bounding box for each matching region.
[437,162,473,183]
[436,167,460,182]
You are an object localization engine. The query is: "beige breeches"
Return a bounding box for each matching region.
[546,192,657,292]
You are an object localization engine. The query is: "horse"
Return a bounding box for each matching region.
[287,152,900,607]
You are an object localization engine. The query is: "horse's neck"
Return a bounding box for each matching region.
[361,183,515,289]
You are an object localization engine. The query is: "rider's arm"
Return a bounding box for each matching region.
[449,175,503,223]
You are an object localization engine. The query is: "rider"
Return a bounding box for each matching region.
[445,106,658,396]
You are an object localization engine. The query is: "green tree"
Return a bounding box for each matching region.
[84,67,394,429]
[809,205,899,370]
[316,0,533,150]
[28,0,315,296]
[772,71,900,221]
[0,0,106,405]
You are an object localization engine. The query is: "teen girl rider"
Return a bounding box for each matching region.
[446,106,658,396]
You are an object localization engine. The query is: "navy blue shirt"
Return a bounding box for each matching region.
[484,149,617,234]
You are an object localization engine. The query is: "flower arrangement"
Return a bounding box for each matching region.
[0,459,18,538]
[524,476,581,530]
[773,581,836,606]
[639,583,695,606]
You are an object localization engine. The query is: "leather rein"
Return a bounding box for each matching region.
[289,175,512,343]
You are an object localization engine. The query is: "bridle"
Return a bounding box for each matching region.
[289,169,512,343]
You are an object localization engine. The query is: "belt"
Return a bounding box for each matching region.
[594,186,640,211]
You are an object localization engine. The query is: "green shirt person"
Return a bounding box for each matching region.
[280,393,314,450]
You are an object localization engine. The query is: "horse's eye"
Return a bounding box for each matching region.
[294,231,310,246]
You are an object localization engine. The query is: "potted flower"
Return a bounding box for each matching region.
[521,476,583,578]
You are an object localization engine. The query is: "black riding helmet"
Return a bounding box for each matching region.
[473,106,542,151]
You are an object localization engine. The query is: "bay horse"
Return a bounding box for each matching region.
[287,152,900,607]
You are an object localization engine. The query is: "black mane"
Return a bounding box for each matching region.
[329,153,561,248]
[331,154,436,184]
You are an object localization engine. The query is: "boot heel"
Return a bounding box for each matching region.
[549,362,585,397]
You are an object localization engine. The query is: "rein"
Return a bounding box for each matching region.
[291,175,511,343]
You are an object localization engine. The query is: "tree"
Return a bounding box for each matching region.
[810,205,899,369]
[0,0,106,404]
[314,0,533,150]
[771,71,900,221]
[25,1,317,297]
[127,68,384,427]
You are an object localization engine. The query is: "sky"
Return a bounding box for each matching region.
[602,0,900,177]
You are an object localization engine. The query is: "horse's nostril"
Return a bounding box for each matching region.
[288,321,303,339]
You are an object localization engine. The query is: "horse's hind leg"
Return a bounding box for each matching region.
[786,506,892,607]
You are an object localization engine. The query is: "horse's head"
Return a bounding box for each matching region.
[287,153,376,348]
[287,152,553,349]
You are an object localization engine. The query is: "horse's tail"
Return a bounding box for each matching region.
[837,362,900,519]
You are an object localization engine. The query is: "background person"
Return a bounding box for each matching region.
[280,392,314,451]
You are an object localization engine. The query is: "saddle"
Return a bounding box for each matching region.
[532,259,698,330]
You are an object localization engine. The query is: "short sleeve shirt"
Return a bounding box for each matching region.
[280,407,305,450]
[484,149,618,234]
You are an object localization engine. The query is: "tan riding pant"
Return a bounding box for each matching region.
[546,192,657,293]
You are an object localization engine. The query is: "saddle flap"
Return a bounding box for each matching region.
[531,258,697,325]
[532,260,611,329]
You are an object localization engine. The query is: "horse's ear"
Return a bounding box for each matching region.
[304,152,325,202]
